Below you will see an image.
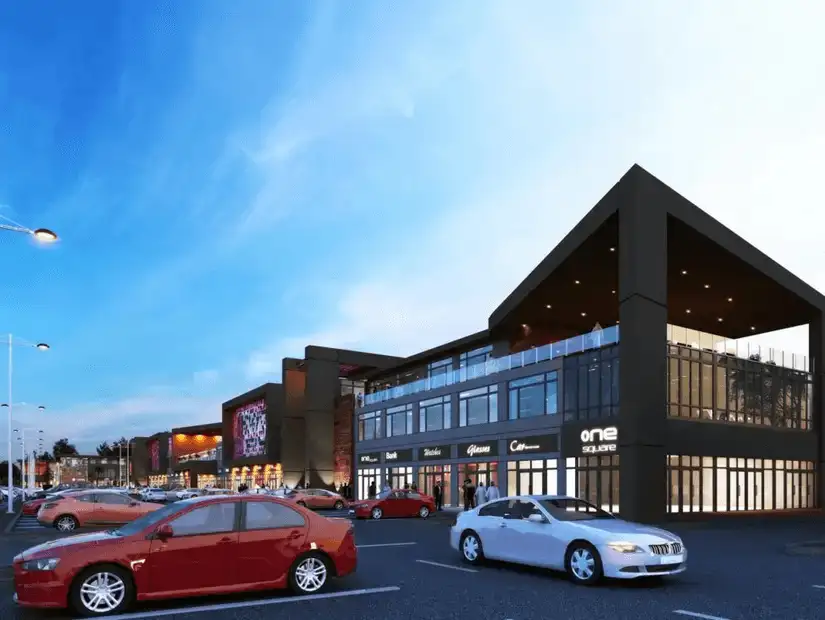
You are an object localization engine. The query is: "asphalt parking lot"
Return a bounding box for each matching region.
[0,514,824,620]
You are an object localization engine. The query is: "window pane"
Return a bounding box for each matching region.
[546,375,558,414]
[171,503,236,536]
[517,383,545,418]
[245,501,305,529]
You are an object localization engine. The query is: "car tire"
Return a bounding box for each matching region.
[55,515,79,533]
[371,507,383,520]
[69,564,134,617]
[288,552,330,595]
[460,530,484,565]
[334,500,344,510]
[418,506,430,519]
[565,542,603,586]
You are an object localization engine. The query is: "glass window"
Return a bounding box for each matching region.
[76,494,95,503]
[97,493,130,505]
[478,500,508,517]
[386,404,413,437]
[508,374,544,419]
[459,385,498,426]
[170,503,236,536]
[245,501,305,530]
[419,396,451,433]
[357,410,383,441]
[460,345,493,369]
[564,455,619,513]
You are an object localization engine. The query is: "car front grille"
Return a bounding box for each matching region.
[649,542,682,555]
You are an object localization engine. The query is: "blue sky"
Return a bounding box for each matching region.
[1,1,824,455]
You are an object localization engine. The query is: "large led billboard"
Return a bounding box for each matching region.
[233,399,267,459]
[149,440,160,471]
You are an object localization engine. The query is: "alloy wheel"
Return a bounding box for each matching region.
[419,506,430,518]
[79,571,126,614]
[371,507,383,519]
[462,534,479,561]
[570,548,596,581]
[57,516,77,532]
[294,556,328,593]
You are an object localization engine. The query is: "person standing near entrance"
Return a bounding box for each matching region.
[463,478,474,511]
[368,481,377,499]
[433,481,443,511]
[475,481,487,507]
[486,480,500,502]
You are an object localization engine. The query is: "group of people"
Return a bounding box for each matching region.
[462,477,500,510]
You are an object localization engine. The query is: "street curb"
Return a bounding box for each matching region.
[3,510,22,535]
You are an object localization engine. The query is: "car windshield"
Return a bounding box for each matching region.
[376,490,393,500]
[112,502,182,537]
[539,498,615,521]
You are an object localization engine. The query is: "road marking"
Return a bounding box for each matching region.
[415,559,478,573]
[813,585,825,589]
[71,586,402,620]
[356,542,417,548]
[673,610,731,620]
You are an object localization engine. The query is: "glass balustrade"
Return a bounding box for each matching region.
[363,325,620,406]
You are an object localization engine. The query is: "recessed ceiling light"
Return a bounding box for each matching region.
[681,270,688,275]
[611,290,616,294]
[574,280,580,284]
[727,297,733,302]
[521,324,529,329]
[609,247,615,252]
[717,317,724,322]
[580,312,587,317]
[750,326,756,331]
[704,284,711,289]
[685,309,691,314]
[545,304,552,309]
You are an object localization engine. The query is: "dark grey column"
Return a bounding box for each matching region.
[304,355,340,488]
[618,180,668,523]
[809,313,825,509]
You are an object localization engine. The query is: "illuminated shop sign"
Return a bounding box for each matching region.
[507,434,558,455]
[458,441,499,458]
[419,444,451,461]
[384,448,414,463]
[580,426,618,454]
[358,452,380,465]
[233,399,267,459]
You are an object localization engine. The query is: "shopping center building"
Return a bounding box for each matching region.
[353,165,824,523]
[169,422,222,489]
[221,347,400,491]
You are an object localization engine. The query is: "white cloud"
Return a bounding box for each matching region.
[245,0,825,377]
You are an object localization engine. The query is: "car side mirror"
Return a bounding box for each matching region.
[155,524,174,540]
[527,513,548,524]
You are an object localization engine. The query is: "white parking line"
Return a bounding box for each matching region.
[356,542,417,548]
[415,559,478,573]
[72,586,402,620]
[673,610,731,620]
[813,585,825,589]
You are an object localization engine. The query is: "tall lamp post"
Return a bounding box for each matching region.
[1,337,49,513]
[0,214,58,243]
[14,428,43,489]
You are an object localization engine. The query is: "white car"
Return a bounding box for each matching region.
[140,487,167,502]
[450,495,686,584]
[174,488,203,500]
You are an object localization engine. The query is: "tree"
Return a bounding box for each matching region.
[96,441,112,457]
[53,438,78,458]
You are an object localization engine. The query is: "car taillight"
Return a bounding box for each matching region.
[43,502,59,510]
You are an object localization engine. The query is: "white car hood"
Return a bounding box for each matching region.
[572,519,681,542]
[21,531,117,560]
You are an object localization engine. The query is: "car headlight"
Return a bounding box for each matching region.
[22,558,60,571]
[607,542,644,553]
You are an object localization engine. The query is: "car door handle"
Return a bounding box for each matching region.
[217,537,234,544]
[499,522,507,527]
[287,531,301,540]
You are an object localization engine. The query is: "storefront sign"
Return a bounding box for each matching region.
[580,426,618,454]
[507,434,558,455]
[458,441,499,458]
[358,452,381,465]
[383,448,414,463]
[418,444,451,461]
[233,399,268,459]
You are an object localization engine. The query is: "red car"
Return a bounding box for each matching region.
[22,490,83,516]
[350,489,435,520]
[14,495,357,617]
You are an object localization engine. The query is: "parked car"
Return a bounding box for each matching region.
[22,489,85,516]
[140,487,167,502]
[285,488,348,511]
[349,489,435,520]
[14,494,357,616]
[37,490,161,532]
[451,495,687,584]
[174,488,204,500]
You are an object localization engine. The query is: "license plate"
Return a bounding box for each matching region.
[667,554,684,563]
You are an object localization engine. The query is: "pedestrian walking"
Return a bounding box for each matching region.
[475,481,487,506]
[463,478,474,511]
[433,481,443,511]
[486,480,501,502]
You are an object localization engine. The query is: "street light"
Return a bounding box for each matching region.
[14,428,42,489]
[0,214,58,242]
[1,336,50,513]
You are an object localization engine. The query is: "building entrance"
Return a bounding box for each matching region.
[418,465,452,506]
[386,466,413,489]
[357,467,381,500]
[507,459,558,497]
